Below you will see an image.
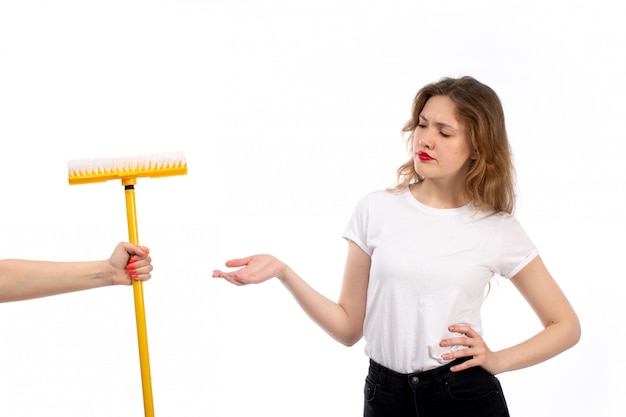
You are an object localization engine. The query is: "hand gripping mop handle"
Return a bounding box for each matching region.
[68,152,187,417]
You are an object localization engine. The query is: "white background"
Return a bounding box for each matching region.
[0,0,624,416]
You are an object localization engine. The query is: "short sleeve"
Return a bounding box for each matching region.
[497,215,539,279]
[342,193,372,256]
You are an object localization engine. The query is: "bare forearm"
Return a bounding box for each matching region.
[0,259,112,302]
[279,266,362,346]
[494,318,581,374]
[212,250,367,345]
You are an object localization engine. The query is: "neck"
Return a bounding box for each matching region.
[409,180,469,209]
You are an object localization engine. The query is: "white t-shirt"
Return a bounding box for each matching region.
[343,188,538,373]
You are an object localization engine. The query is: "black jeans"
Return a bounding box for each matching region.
[364,358,510,417]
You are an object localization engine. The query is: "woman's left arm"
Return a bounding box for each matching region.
[441,255,581,374]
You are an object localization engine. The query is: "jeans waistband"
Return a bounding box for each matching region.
[368,357,471,387]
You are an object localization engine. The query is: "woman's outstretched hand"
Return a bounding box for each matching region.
[213,255,287,286]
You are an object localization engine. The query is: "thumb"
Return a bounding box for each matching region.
[122,242,150,258]
[224,257,252,268]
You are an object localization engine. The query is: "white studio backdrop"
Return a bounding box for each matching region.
[0,0,623,416]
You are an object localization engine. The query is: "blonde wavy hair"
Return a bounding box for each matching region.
[392,76,516,214]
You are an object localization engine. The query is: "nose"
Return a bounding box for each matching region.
[415,129,434,150]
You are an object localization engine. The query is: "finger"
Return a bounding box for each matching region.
[125,253,151,268]
[220,273,245,286]
[129,261,153,280]
[448,324,476,336]
[450,357,479,372]
[213,270,233,279]
[132,272,152,282]
[132,255,152,268]
[130,248,151,261]
[441,337,466,347]
[133,263,153,274]
[118,242,148,256]
[126,262,149,278]
[125,264,138,281]
[224,257,252,268]
[441,347,481,366]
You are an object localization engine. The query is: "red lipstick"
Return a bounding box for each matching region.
[417,151,434,161]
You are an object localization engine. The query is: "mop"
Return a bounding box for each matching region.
[68,152,187,417]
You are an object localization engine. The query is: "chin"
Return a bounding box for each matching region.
[414,163,429,179]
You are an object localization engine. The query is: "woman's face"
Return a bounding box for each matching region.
[413,95,477,184]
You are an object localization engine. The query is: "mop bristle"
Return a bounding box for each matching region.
[68,152,187,185]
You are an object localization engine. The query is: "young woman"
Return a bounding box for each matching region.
[212,76,580,416]
[1,242,152,303]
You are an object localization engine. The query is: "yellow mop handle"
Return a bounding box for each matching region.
[68,152,187,417]
[123,178,154,417]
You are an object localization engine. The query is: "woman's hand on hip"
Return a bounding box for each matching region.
[440,324,503,375]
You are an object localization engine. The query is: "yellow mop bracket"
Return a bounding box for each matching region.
[68,152,187,417]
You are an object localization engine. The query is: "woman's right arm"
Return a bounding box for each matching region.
[212,240,370,346]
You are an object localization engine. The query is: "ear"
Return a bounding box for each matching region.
[471,149,479,161]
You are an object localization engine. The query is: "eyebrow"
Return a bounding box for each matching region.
[418,115,458,131]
